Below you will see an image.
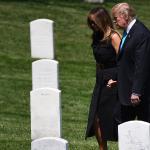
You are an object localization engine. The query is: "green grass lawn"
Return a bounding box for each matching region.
[0,0,150,149]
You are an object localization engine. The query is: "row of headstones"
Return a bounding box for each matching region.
[30,19,68,150]
[29,19,150,150]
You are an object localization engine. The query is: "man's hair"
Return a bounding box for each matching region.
[112,3,136,19]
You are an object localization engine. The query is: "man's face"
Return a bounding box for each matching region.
[113,13,128,29]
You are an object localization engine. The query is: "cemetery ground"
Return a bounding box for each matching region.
[0,0,150,149]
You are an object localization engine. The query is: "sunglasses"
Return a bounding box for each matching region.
[89,20,97,26]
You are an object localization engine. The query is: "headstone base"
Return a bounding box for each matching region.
[31,137,68,150]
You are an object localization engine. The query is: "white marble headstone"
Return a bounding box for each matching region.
[30,88,61,140]
[118,121,150,150]
[84,0,104,3]
[30,19,54,59]
[31,137,68,150]
[32,59,58,90]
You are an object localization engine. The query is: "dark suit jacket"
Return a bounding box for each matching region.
[117,20,150,105]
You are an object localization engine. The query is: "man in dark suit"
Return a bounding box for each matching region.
[111,3,150,122]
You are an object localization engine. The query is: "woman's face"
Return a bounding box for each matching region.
[90,21,99,31]
[89,15,99,32]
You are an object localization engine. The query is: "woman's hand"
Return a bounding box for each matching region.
[107,79,117,88]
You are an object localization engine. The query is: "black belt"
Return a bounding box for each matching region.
[96,63,107,69]
[96,63,116,70]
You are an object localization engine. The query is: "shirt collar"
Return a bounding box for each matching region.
[126,19,136,34]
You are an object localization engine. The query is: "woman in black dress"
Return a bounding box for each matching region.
[85,7,121,150]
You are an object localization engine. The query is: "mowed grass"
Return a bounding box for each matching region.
[0,0,150,149]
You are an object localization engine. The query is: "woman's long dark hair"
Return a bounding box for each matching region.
[87,7,114,39]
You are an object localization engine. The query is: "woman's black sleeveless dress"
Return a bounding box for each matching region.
[85,32,120,141]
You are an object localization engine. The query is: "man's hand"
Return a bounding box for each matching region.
[131,94,141,105]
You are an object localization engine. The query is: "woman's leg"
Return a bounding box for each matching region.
[94,116,108,150]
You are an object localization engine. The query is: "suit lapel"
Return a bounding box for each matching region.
[117,20,139,61]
